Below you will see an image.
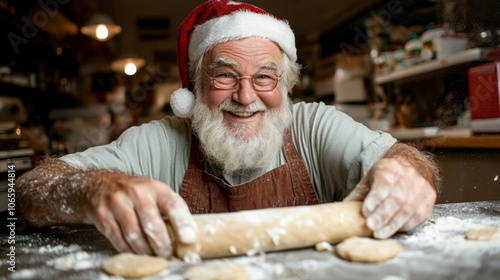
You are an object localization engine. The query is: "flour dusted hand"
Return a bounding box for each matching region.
[87,172,197,258]
[344,143,438,239]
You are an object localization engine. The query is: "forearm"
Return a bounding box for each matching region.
[383,142,441,196]
[18,158,197,258]
[17,159,130,227]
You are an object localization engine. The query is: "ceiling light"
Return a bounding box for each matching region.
[81,12,122,41]
[111,57,146,76]
[124,63,137,75]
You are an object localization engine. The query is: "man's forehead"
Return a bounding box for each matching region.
[208,57,279,70]
[204,38,282,66]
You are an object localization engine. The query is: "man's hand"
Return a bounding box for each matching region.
[344,157,437,239]
[86,174,198,258]
[17,160,197,258]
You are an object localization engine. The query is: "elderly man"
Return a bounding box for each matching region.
[18,0,439,259]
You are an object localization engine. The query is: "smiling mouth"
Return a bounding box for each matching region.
[228,111,259,118]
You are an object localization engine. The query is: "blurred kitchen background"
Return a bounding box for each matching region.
[1,0,499,207]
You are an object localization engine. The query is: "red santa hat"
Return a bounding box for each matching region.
[170,0,297,118]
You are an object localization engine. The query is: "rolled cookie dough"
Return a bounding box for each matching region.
[466,227,500,241]
[167,201,371,260]
[184,261,249,280]
[335,237,401,263]
[102,253,168,278]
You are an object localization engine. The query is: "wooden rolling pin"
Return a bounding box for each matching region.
[167,201,371,260]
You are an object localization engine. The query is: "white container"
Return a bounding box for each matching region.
[435,36,468,58]
[420,28,449,44]
[420,28,452,60]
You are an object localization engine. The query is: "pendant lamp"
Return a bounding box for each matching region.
[81,1,121,41]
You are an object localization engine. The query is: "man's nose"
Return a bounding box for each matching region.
[232,77,257,105]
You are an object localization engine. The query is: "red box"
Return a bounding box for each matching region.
[468,62,500,132]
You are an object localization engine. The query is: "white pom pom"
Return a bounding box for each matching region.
[170,88,195,118]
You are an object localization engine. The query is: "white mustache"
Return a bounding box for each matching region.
[218,99,268,114]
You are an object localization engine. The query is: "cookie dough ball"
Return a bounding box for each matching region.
[466,227,500,241]
[315,241,334,252]
[335,237,402,263]
[102,253,168,278]
[184,261,249,280]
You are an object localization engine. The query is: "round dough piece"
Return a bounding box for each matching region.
[466,227,500,241]
[184,261,249,280]
[102,253,168,278]
[335,237,402,263]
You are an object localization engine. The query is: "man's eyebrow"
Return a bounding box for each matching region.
[208,58,237,70]
[260,62,278,71]
[208,59,279,72]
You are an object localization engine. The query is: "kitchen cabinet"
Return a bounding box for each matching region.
[407,133,500,203]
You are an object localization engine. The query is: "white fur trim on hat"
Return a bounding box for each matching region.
[170,88,195,118]
[188,11,297,63]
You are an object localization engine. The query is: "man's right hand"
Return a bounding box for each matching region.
[86,174,198,258]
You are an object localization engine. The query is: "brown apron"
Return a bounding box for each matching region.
[180,130,318,214]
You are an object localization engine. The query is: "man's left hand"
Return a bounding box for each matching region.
[344,157,437,239]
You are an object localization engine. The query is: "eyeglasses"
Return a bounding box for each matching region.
[204,68,281,91]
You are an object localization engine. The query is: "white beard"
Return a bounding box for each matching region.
[191,96,293,174]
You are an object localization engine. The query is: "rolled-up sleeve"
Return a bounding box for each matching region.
[291,102,396,203]
[60,117,191,193]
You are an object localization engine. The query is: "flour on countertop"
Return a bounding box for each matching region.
[382,276,406,280]
[230,255,283,280]
[399,215,500,257]
[39,244,82,254]
[98,274,126,280]
[10,269,38,279]
[18,234,83,255]
[47,251,105,270]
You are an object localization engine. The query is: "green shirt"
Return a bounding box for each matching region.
[61,102,396,203]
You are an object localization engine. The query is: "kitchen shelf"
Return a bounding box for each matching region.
[0,81,79,109]
[374,48,500,85]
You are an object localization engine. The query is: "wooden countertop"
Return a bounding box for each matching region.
[388,128,500,149]
[408,134,500,149]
